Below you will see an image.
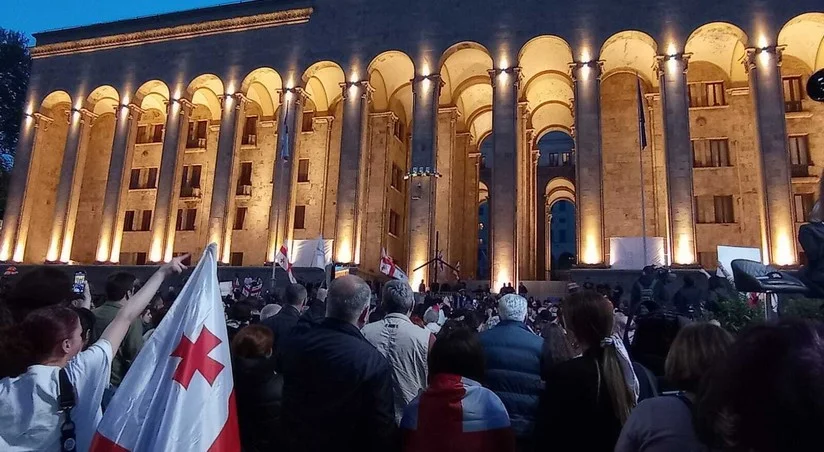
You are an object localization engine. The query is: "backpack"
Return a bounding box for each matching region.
[639,279,658,304]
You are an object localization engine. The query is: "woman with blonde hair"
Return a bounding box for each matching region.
[534,291,637,451]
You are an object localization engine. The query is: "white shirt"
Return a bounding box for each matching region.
[362,313,431,424]
[0,339,113,452]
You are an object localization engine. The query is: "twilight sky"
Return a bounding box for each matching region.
[2,0,234,43]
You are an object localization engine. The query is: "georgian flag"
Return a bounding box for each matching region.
[274,244,297,284]
[380,248,408,282]
[90,244,239,451]
[453,261,461,280]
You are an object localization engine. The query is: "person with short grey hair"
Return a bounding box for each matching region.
[479,293,545,449]
[280,275,398,451]
[362,280,434,423]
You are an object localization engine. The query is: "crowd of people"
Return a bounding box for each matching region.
[0,257,823,452]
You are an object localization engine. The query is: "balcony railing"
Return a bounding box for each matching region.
[791,164,812,178]
[785,100,803,113]
[180,186,202,198]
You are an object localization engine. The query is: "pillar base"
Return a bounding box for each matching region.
[573,263,611,270]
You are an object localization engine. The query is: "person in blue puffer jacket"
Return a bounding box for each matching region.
[479,294,545,451]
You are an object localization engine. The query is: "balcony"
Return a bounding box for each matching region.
[785,100,803,113]
[242,134,257,146]
[236,184,252,196]
[791,164,812,178]
[180,186,202,198]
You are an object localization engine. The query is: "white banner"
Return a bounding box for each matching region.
[290,239,334,268]
[609,237,666,270]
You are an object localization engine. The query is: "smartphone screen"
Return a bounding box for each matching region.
[73,271,86,294]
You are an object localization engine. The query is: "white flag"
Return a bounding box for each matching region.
[312,236,327,269]
[91,244,240,451]
[275,244,297,284]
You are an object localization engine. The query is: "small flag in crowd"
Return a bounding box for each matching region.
[275,244,297,284]
[380,248,409,282]
[241,277,263,298]
[90,244,239,452]
[452,261,461,280]
[312,236,328,269]
[437,250,445,273]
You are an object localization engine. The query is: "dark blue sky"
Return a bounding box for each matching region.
[3,0,235,42]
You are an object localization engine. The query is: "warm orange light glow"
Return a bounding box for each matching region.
[0,243,10,262]
[580,49,592,64]
[12,243,25,263]
[674,234,695,265]
[773,231,796,266]
[421,64,430,77]
[149,241,163,263]
[336,236,353,264]
[46,241,60,262]
[582,234,601,265]
[95,239,110,263]
[757,35,769,49]
[666,43,678,57]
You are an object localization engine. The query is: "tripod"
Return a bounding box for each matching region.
[412,231,458,284]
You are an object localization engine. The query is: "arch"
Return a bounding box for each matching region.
[536,130,575,167]
[187,74,224,121]
[302,61,345,114]
[40,90,72,112]
[241,67,282,118]
[478,181,489,203]
[84,85,120,116]
[518,35,574,96]
[545,176,576,208]
[778,13,824,72]
[686,23,749,83]
[599,31,659,87]
[439,42,494,141]
[134,80,170,114]
[368,51,415,123]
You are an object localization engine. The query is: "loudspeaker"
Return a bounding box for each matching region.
[807,69,824,102]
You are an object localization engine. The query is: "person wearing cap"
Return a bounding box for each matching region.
[479,294,545,450]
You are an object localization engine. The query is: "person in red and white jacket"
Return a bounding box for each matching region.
[400,322,515,452]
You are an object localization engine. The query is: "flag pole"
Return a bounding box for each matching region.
[637,75,648,267]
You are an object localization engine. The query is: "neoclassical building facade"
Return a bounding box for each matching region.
[4,0,824,288]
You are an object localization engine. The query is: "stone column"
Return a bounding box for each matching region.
[266,88,304,262]
[490,67,520,288]
[516,101,532,280]
[657,54,697,265]
[435,106,457,276]
[571,61,605,265]
[406,74,440,286]
[150,98,192,263]
[546,209,553,278]
[464,149,481,279]
[331,81,371,264]
[0,112,52,262]
[746,46,797,265]
[47,108,96,262]
[96,103,141,263]
[208,93,245,263]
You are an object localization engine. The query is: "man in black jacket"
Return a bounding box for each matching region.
[262,283,306,349]
[279,275,398,452]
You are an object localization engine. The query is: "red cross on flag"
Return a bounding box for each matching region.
[274,244,297,284]
[90,244,239,452]
[380,247,409,282]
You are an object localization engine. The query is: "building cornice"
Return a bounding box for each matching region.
[32,7,313,59]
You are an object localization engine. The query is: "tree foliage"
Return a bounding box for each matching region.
[0,29,31,162]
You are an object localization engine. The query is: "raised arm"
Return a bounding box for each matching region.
[100,255,188,352]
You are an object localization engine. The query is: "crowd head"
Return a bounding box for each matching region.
[498,294,527,322]
[325,275,372,326]
[429,322,486,383]
[665,322,733,393]
[382,280,415,315]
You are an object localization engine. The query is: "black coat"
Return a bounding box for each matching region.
[535,348,623,452]
[233,356,284,452]
[800,223,824,295]
[279,318,399,452]
[261,304,301,349]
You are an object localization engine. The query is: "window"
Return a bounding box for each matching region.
[186,120,208,148]
[393,121,405,141]
[390,164,404,190]
[698,251,718,270]
[783,76,803,112]
[176,208,197,231]
[689,82,726,107]
[388,210,400,236]
[233,207,247,230]
[293,205,306,230]
[794,193,815,223]
[230,252,243,266]
[789,135,810,166]
[135,252,148,265]
[136,124,164,144]
[692,139,731,168]
[236,162,253,195]
[297,159,310,183]
[695,195,735,224]
[129,169,140,189]
[140,210,152,231]
[241,116,258,146]
[302,111,314,132]
[129,167,159,190]
[123,210,135,232]
[181,165,202,197]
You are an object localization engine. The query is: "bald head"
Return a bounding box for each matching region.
[326,275,372,324]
